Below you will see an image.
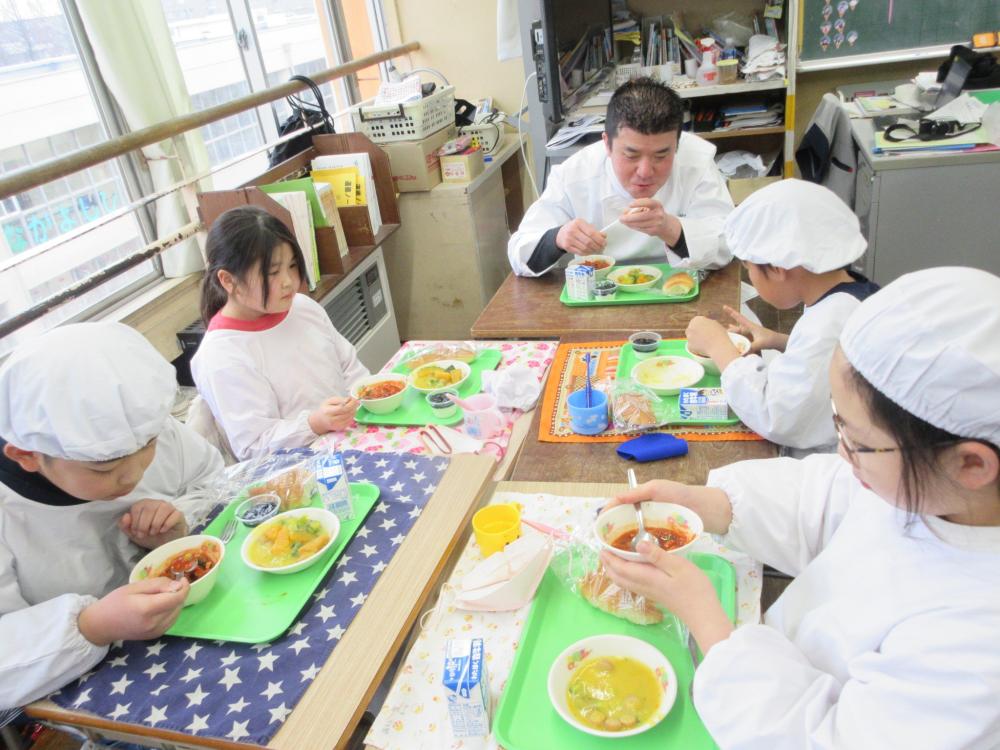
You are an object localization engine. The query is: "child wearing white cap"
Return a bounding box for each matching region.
[602,267,1000,748]
[0,323,224,711]
[686,179,878,454]
[191,206,370,461]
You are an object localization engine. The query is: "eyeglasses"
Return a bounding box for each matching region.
[830,399,900,462]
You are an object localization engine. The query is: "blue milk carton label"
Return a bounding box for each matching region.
[314,452,354,520]
[678,387,729,421]
[443,638,490,738]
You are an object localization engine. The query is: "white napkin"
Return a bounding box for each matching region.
[481,365,543,410]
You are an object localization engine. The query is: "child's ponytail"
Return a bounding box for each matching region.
[200,206,305,325]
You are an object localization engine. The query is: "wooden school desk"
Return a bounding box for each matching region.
[471,260,743,340]
[25,455,496,750]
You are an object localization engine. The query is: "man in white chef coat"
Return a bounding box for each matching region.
[507,77,734,277]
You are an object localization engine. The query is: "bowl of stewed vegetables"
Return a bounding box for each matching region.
[607,265,663,292]
[548,634,677,737]
[241,507,340,575]
[408,359,471,395]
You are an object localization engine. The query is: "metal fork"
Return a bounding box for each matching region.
[219,518,238,544]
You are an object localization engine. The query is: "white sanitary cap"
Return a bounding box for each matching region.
[840,266,1000,447]
[0,322,176,461]
[723,178,867,272]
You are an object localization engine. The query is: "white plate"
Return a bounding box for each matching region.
[631,355,705,395]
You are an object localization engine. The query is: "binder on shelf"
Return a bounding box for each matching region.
[197,133,398,277]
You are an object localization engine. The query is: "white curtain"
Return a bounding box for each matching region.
[76,0,212,276]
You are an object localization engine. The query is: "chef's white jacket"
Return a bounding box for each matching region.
[697,453,1000,749]
[721,290,862,453]
[0,418,223,710]
[507,133,734,276]
[191,294,370,461]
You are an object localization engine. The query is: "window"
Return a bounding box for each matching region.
[1,0,390,355]
[0,1,153,356]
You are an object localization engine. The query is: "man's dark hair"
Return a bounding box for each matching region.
[605,77,684,142]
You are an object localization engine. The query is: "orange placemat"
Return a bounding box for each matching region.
[538,340,763,443]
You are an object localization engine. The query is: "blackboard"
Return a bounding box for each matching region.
[800,0,1000,65]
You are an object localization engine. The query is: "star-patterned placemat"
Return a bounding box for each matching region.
[50,450,448,745]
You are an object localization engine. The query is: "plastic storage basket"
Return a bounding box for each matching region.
[352,85,455,143]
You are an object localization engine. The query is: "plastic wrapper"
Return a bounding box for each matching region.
[711,12,754,47]
[214,447,354,520]
[610,381,670,432]
[549,529,686,639]
[400,342,479,371]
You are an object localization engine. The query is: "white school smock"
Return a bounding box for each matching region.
[720,291,861,453]
[507,133,734,277]
[695,453,1000,750]
[191,293,370,461]
[0,418,223,710]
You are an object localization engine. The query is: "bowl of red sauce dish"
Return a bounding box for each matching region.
[129,534,225,606]
[568,254,616,280]
[594,503,703,562]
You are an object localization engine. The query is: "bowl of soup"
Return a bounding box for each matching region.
[241,507,340,575]
[594,502,703,562]
[685,332,751,376]
[608,265,663,292]
[408,359,471,395]
[631,356,705,396]
[130,534,224,607]
[351,373,408,414]
[548,634,676,737]
[568,254,616,279]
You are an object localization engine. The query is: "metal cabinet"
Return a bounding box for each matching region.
[850,118,1000,284]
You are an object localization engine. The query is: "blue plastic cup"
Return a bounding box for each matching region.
[567,388,609,435]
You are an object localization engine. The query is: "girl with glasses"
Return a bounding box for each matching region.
[602,266,1000,748]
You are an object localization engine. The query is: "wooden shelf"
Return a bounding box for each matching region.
[674,79,787,99]
[308,223,399,302]
[698,125,786,140]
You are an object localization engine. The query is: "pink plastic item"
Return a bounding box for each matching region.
[461,393,505,439]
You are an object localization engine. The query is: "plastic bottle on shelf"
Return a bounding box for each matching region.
[722,37,738,60]
[696,49,718,87]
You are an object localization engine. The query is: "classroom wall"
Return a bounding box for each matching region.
[384,0,538,205]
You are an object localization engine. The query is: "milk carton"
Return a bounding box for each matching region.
[565,265,595,301]
[678,387,729,421]
[314,452,354,520]
[443,638,490,738]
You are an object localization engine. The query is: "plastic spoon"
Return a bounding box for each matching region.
[627,468,656,552]
[584,352,593,407]
[445,392,478,411]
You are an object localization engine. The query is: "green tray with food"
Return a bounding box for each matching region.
[493,553,735,749]
[164,481,380,643]
[353,347,502,427]
[560,264,699,307]
[614,340,742,427]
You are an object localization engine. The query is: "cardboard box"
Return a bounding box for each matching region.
[441,148,485,184]
[380,125,455,192]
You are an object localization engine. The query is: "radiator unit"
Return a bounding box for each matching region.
[319,246,399,373]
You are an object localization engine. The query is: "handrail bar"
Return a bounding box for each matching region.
[0,42,418,201]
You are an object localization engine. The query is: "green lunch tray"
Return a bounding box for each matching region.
[493,553,736,750]
[167,482,380,643]
[560,264,699,307]
[354,349,502,427]
[616,340,741,426]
